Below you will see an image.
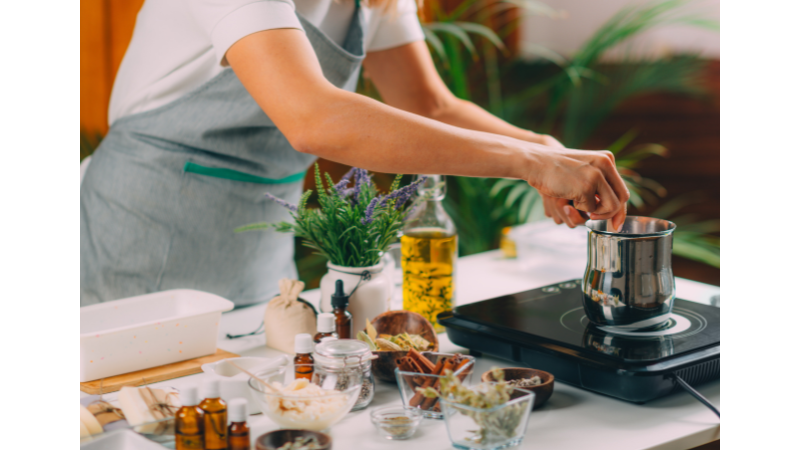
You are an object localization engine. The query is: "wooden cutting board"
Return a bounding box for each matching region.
[80,349,239,394]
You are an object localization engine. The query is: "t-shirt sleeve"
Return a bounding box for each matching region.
[367,0,425,52]
[185,0,304,65]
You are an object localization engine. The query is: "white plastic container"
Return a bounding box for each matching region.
[80,290,234,382]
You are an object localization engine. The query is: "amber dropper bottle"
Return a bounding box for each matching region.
[175,386,204,450]
[199,378,228,450]
[331,280,352,339]
[227,398,249,450]
[314,313,338,343]
[294,333,315,380]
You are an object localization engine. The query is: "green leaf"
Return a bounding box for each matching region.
[423,27,449,65]
[453,22,506,51]
[234,222,273,233]
[425,23,477,56]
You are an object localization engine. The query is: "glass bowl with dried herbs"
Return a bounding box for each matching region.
[420,368,534,450]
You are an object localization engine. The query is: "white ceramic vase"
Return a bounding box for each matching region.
[319,261,393,336]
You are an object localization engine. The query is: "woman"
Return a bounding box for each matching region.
[80,0,629,306]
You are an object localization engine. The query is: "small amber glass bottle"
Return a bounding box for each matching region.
[199,379,228,450]
[227,398,249,450]
[175,386,205,450]
[294,333,315,380]
[331,280,352,339]
[314,313,338,343]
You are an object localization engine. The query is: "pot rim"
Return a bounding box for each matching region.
[585,216,676,238]
[326,261,385,273]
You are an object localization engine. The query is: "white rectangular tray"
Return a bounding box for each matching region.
[80,289,234,382]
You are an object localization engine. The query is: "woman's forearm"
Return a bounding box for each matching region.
[294,88,539,181]
[427,97,551,145]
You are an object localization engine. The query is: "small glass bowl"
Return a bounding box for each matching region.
[370,406,423,440]
[441,385,535,450]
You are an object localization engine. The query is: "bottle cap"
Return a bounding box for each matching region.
[331,279,349,308]
[201,378,221,399]
[228,398,248,422]
[295,333,314,354]
[317,313,335,333]
[179,386,199,407]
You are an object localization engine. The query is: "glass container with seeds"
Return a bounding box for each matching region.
[370,406,422,440]
[313,339,375,410]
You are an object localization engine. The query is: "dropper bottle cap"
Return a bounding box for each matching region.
[317,313,335,333]
[228,398,248,422]
[295,333,314,354]
[331,279,349,309]
[201,378,221,399]
[179,386,199,407]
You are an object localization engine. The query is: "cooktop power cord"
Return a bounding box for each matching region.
[671,373,720,418]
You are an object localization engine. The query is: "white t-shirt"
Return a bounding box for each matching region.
[108,0,425,126]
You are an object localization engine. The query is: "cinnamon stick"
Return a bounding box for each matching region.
[407,357,448,408]
[396,356,428,387]
[407,348,436,374]
[414,356,461,409]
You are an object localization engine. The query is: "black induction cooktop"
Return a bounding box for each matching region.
[438,279,720,403]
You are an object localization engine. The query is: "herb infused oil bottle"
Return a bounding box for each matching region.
[401,175,457,333]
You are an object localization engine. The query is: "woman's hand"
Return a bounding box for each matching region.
[526,146,630,231]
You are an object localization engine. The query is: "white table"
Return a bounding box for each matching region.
[84,248,720,450]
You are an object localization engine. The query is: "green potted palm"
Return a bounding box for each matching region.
[238,164,425,330]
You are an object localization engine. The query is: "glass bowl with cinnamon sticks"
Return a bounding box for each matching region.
[394,351,475,419]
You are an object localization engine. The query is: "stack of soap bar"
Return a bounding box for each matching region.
[118,386,179,433]
[80,405,103,438]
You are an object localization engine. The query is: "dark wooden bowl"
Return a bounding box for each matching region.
[256,429,331,450]
[482,368,555,409]
[367,310,439,383]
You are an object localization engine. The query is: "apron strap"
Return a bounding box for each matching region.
[184,161,306,184]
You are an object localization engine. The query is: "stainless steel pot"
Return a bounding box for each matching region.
[582,216,677,329]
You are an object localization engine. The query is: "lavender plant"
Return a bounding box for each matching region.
[236,164,426,268]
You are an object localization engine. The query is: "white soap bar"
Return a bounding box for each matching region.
[80,405,103,436]
[118,386,178,433]
[80,419,90,438]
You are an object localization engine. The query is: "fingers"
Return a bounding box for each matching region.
[543,196,563,225]
[563,205,588,227]
[594,150,630,216]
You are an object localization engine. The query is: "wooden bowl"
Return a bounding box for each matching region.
[481,368,555,409]
[256,429,331,450]
[367,310,439,382]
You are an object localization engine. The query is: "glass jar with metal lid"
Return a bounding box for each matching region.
[314,339,375,411]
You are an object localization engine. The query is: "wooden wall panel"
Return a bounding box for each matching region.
[80,0,111,135]
[80,0,145,136]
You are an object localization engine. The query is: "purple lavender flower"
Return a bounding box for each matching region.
[361,196,382,225]
[381,176,427,210]
[264,192,298,212]
[353,168,371,195]
[333,167,357,194]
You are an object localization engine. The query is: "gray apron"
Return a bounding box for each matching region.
[80,5,366,306]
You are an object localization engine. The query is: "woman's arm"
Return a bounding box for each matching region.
[226,29,628,227]
[363,41,603,227]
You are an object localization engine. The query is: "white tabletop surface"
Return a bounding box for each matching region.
[82,236,721,450]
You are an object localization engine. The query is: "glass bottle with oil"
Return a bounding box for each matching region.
[401,175,457,333]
